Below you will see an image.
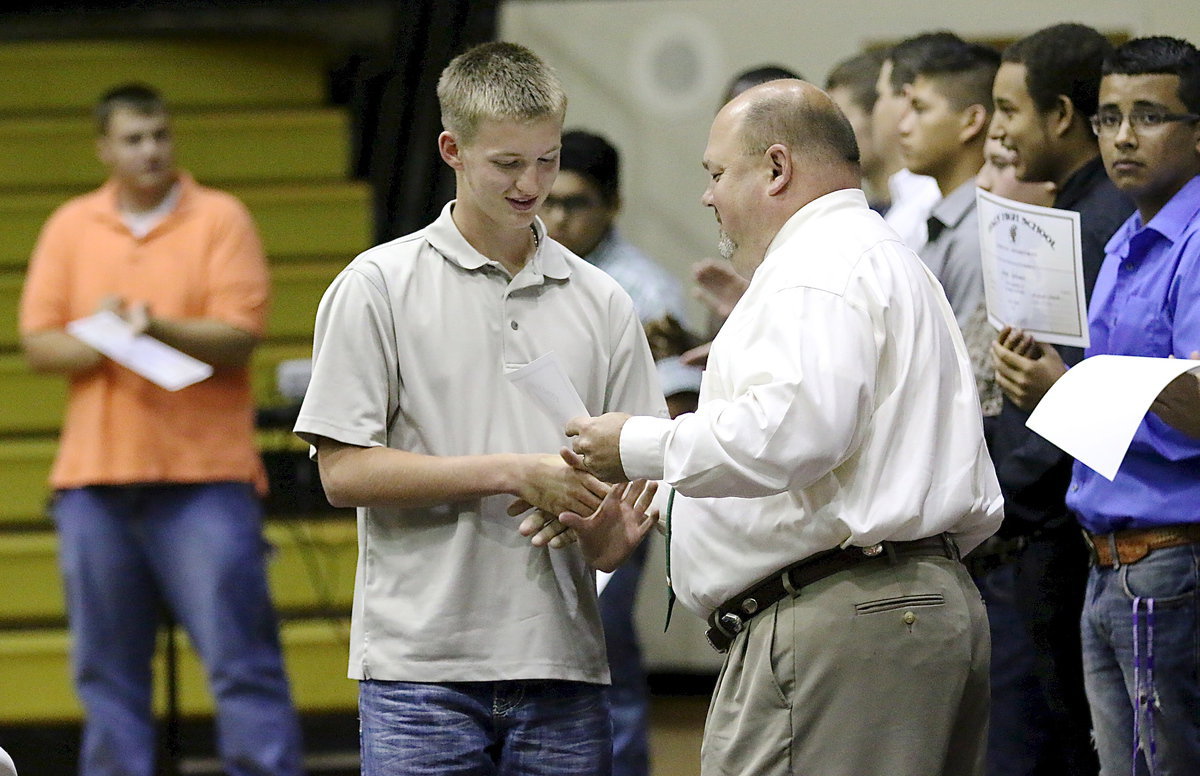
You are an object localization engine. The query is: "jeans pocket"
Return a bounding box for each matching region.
[1120,546,1199,606]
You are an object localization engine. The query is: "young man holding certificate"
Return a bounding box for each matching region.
[993,36,1200,774]
[984,23,1135,776]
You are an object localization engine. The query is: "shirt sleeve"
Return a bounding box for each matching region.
[19,207,75,334]
[202,196,270,336]
[622,285,877,498]
[294,266,398,450]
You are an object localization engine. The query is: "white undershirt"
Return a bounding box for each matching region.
[122,182,181,238]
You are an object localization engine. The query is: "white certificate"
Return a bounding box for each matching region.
[976,188,1089,348]
[505,352,603,597]
[67,310,214,392]
[1026,355,1200,480]
[505,351,589,435]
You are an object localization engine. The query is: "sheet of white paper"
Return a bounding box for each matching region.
[596,570,613,596]
[506,353,593,605]
[1026,355,1200,480]
[67,310,214,392]
[976,188,1089,348]
[505,352,589,433]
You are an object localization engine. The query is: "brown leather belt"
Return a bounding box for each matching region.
[1082,524,1200,568]
[704,534,960,653]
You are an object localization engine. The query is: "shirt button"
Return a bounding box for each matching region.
[510,320,519,330]
[1124,263,1135,271]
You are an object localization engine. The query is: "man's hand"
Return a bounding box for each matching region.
[96,295,151,335]
[558,469,659,572]
[517,510,579,549]
[679,340,712,368]
[992,326,1066,411]
[564,413,632,483]
[692,259,748,322]
[506,454,609,519]
[1151,351,1200,438]
[643,314,702,362]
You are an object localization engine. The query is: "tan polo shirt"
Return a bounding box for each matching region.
[295,202,667,683]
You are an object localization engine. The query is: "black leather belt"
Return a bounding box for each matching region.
[704,534,960,653]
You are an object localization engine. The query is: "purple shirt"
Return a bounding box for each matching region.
[1067,174,1200,533]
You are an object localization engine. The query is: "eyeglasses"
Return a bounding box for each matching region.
[1090,109,1200,136]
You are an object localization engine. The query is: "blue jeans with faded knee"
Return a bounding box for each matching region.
[359,679,612,776]
[54,483,303,776]
[1082,543,1200,776]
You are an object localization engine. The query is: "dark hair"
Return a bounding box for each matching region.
[1103,36,1200,114]
[559,129,620,205]
[94,82,166,135]
[888,31,966,93]
[724,64,802,103]
[911,41,1001,110]
[825,49,886,114]
[1002,23,1113,117]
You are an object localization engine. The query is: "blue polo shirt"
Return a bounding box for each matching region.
[1067,174,1200,534]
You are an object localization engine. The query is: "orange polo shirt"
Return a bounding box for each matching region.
[19,173,269,492]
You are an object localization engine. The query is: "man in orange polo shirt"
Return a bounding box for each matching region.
[18,83,302,776]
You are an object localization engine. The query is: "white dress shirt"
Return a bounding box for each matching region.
[619,189,1002,618]
[884,168,942,253]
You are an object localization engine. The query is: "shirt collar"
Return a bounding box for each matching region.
[766,188,870,260]
[1106,174,1200,257]
[1141,174,1200,243]
[423,201,571,280]
[928,177,976,230]
[88,171,196,225]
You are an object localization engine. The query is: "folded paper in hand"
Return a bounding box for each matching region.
[66,310,213,391]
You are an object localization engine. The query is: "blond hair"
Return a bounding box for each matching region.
[437,42,567,144]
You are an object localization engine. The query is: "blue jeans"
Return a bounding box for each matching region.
[359,679,612,776]
[1082,543,1200,775]
[54,483,303,776]
[599,540,650,776]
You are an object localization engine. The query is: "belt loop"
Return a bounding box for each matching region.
[780,568,799,597]
[1108,533,1121,570]
[939,533,959,561]
[883,541,898,564]
[1081,530,1099,566]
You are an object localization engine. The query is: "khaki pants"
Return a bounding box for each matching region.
[701,555,990,776]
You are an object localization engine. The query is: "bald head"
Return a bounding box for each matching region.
[724,80,861,171]
[701,80,865,276]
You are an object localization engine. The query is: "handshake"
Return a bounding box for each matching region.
[511,412,658,572]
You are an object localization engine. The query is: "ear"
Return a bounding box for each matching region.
[1048,95,1077,139]
[438,131,464,170]
[959,104,989,145]
[765,144,792,196]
